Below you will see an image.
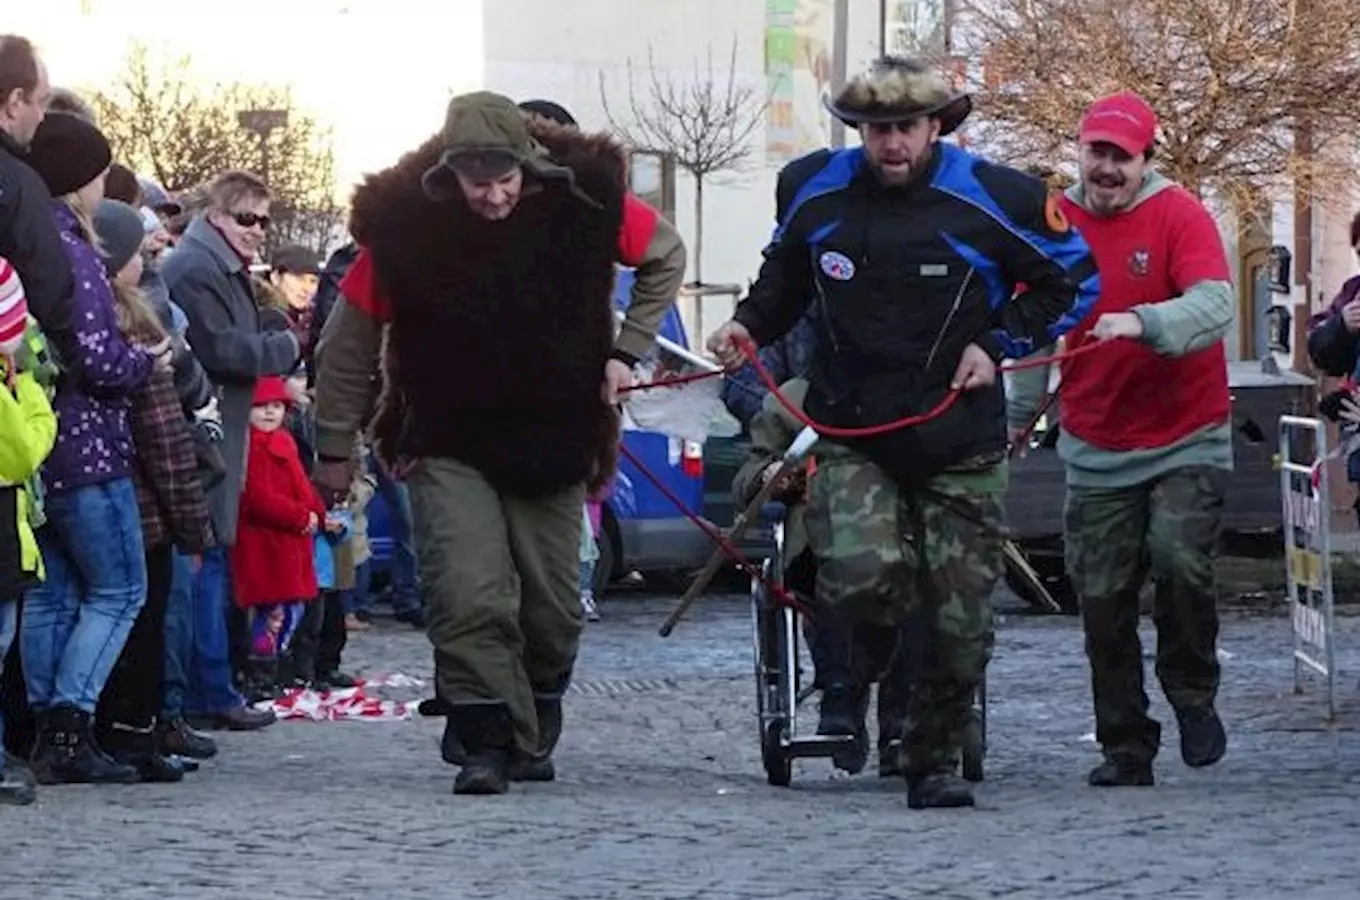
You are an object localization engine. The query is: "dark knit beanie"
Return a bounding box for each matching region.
[519,99,577,127]
[27,112,113,197]
[93,199,147,277]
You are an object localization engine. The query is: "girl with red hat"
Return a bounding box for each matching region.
[230,376,326,696]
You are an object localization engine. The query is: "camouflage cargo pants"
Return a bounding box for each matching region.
[1065,466,1226,763]
[805,448,1005,775]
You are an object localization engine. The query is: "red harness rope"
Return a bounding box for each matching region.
[615,336,1102,615]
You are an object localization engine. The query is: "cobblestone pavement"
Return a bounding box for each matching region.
[8,590,1360,900]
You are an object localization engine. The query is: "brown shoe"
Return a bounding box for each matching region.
[344,613,370,632]
[215,705,277,731]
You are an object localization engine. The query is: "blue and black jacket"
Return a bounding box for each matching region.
[731,143,1099,484]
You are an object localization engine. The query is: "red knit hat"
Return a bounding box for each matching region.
[252,376,291,406]
[0,257,29,356]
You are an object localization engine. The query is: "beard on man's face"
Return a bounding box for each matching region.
[872,144,934,187]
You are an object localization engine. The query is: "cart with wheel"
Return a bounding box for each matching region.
[751,502,987,787]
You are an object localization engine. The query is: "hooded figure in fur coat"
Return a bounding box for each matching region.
[311,91,685,795]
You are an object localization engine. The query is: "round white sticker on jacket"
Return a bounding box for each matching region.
[819,250,856,281]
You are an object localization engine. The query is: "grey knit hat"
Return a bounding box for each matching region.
[93,199,147,277]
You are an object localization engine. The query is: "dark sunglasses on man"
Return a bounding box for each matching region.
[233,211,271,229]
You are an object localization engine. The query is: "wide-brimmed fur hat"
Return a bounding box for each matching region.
[824,56,972,135]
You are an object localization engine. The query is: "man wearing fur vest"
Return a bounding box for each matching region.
[312,91,685,795]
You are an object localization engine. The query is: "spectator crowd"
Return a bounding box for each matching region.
[0,34,440,805]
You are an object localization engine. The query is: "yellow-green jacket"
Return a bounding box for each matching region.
[0,366,58,592]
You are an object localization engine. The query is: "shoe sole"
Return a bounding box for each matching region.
[907,794,975,810]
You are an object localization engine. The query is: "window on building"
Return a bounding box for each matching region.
[630,149,676,223]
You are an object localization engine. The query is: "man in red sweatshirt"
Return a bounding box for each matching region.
[1007,92,1234,788]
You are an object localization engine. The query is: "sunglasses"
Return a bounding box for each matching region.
[231,211,271,230]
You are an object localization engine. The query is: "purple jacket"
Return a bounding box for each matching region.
[42,202,154,493]
[1307,275,1360,377]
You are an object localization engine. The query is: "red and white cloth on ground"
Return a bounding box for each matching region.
[257,673,427,721]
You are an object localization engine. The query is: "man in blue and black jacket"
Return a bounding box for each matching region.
[709,56,1100,809]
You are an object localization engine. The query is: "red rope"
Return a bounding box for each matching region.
[736,335,1104,438]
[617,335,1101,614]
[616,442,812,617]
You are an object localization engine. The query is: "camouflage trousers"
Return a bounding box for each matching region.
[805,447,1005,775]
[1065,465,1226,763]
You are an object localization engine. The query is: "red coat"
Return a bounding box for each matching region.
[231,425,326,608]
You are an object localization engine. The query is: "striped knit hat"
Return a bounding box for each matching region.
[0,257,28,356]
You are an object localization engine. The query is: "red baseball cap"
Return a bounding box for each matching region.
[1078,92,1157,157]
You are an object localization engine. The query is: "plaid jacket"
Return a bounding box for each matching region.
[130,367,214,554]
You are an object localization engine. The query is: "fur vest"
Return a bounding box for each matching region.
[349,121,625,498]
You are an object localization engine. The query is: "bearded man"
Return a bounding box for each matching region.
[312,91,685,795]
[708,57,1099,809]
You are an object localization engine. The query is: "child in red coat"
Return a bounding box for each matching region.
[231,376,326,699]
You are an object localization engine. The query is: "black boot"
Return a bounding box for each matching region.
[28,709,61,785]
[830,684,870,775]
[817,683,859,736]
[44,707,140,785]
[1175,705,1227,768]
[905,770,976,810]
[440,718,466,766]
[1088,754,1155,787]
[510,686,567,783]
[101,721,186,784]
[449,704,514,795]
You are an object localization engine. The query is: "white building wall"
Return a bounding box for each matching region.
[480,0,886,344]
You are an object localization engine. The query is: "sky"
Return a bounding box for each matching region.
[9,0,485,194]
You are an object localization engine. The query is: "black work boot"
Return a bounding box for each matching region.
[510,689,566,783]
[449,704,514,796]
[1088,754,1155,787]
[830,684,870,775]
[101,721,186,784]
[45,707,140,785]
[440,717,466,766]
[817,683,859,737]
[28,709,62,785]
[1175,705,1227,768]
[905,770,976,810]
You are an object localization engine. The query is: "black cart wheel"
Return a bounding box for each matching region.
[761,720,793,787]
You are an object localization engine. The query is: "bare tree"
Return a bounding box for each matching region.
[600,38,766,286]
[89,43,344,255]
[955,0,1360,220]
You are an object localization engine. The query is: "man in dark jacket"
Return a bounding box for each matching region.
[708,57,1099,808]
[0,36,74,358]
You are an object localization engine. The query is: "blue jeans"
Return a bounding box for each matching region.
[22,479,147,714]
[161,550,195,718]
[342,561,372,615]
[183,546,244,716]
[579,559,595,595]
[0,600,16,757]
[370,456,420,613]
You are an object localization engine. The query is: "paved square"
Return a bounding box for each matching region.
[9,596,1360,900]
